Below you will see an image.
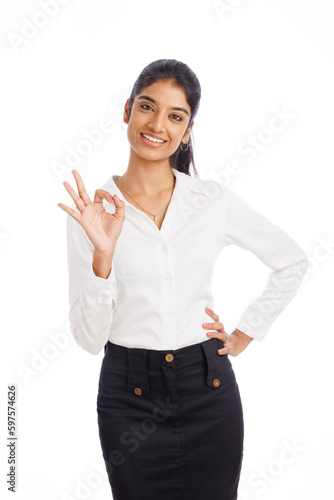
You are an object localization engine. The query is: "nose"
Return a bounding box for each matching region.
[148,111,165,133]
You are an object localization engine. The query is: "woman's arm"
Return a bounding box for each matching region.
[58,169,125,355]
[67,213,118,355]
[92,248,115,279]
[222,184,309,342]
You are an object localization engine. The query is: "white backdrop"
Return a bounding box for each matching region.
[1,1,333,499]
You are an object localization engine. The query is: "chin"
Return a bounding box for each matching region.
[136,143,171,157]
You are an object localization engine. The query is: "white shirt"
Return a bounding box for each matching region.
[66,167,309,355]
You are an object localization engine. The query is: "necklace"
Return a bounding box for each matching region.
[119,174,175,221]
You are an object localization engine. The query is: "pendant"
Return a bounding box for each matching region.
[154,216,157,220]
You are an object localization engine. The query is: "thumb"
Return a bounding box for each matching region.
[112,194,125,221]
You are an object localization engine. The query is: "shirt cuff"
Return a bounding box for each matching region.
[85,263,118,299]
[235,317,271,342]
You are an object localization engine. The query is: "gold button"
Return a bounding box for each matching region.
[213,378,220,387]
[165,353,174,362]
[134,387,142,395]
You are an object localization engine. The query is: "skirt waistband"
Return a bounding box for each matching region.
[103,338,227,402]
[104,337,225,364]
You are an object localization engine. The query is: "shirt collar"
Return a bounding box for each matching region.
[103,167,208,206]
[171,168,208,196]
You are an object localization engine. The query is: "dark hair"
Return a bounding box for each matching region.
[127,59,201,177]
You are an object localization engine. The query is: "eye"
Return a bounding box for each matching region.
[140,105,182,121]
[140,104,153,111]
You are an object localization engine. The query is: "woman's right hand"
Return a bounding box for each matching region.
[57,169,125,254]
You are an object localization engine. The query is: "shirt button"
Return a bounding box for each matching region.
[165,353,174,362]
[213,378,220,387]
[161,245,166,252]
[134,387,142,395]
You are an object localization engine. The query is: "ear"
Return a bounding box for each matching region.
[123,99,130,124]
[182,121,195,144]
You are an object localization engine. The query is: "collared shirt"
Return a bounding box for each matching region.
[66,167,309,355]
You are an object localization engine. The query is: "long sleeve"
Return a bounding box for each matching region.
[66,213,118,355]
[222,186,309,341]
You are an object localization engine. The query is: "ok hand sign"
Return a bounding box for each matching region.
[57,169,125,254]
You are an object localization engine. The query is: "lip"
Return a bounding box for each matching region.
[140,133,167,148]
[142,132,166,141]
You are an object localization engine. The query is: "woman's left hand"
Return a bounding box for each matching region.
[202,307,253,357]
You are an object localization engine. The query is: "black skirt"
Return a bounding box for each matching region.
[96,337,244,500]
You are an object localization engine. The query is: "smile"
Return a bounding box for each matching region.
[141,133,166,144]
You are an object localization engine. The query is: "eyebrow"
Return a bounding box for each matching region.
[137,95,190,116]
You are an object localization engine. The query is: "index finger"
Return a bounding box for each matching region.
[71,169,91,205]
[205,307,219,322]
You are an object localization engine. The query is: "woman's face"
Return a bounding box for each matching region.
[123,79,194,162]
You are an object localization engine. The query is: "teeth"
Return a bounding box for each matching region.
[142,133,165,144]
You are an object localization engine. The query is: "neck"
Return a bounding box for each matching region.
[121,154,175,197]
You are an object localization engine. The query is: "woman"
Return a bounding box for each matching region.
[58,59,309,500]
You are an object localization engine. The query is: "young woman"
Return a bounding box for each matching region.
[58,59,309,500]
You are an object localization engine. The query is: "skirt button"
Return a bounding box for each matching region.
[134,387,142,395]
[165,353,174,362]
[213,378,220,387]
